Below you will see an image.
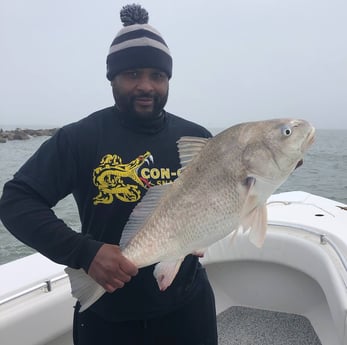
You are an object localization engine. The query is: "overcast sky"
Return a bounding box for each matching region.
[1,0,346,130]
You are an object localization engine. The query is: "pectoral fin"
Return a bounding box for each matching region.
[239,175,268,248]
[153,258,184,291]
[241,205,268,248]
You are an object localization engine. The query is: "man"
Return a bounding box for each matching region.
[0,4,217,345]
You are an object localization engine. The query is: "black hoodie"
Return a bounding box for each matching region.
[0,106,212,321]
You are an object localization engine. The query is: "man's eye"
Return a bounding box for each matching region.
[151,72,167,80]
[124,71,138,79]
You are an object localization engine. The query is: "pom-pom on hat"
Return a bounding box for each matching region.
[106,4,172,81]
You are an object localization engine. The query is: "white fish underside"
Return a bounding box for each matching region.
[65,118,315,312]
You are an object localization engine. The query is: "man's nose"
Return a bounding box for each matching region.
[136,76,154,92]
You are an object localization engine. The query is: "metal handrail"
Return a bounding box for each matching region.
[0,273,68,306]
[266,199,347,272]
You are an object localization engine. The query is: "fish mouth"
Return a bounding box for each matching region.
[296,127,315,171]
[295,126,315,170]
[295,159,304,170]
[304,127,316,149]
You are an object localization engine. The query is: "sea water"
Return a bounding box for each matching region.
[0,129,346,265]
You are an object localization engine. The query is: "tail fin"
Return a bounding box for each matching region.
[65,267,105,312]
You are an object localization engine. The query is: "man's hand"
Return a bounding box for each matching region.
[88,244,138,293]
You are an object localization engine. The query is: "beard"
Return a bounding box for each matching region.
[113,89,169,119]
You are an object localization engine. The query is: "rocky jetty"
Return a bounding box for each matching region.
[0,128,58,143]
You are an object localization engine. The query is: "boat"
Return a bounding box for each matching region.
[1,191,346,345]
[202,191,347,345]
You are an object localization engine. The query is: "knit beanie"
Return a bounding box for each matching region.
[106,4,173,81]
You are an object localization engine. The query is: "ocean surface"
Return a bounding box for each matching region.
[0,129,346,265]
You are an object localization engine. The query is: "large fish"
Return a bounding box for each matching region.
[66,118,315,311]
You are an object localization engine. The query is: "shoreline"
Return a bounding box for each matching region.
[0,128,58,143]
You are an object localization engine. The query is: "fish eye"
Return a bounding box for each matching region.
[281,126,292,136]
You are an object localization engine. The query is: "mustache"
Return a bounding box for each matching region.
[134,92,156,98]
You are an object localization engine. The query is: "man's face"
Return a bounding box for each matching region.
[111,68,169,119]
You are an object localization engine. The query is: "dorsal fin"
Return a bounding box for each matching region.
[119,184,172,248]
[177,136,209,169]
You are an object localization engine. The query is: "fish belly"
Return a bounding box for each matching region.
[122,199,238,268]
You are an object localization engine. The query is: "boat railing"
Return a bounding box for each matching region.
[0,273,68,306]
[268,220,347,274]
[267,199,347,271]
[267,199,347,289]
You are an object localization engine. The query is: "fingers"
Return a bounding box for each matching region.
[98,266,129,293]
[87,243,138,292]
[103,278,125,293]
[120,258,139,277]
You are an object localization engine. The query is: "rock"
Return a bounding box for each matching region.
[0,128,58,143]
[12,129,30,140]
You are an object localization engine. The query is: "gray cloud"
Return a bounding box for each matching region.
[1,0,346,129]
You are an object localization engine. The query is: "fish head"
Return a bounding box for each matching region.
[240,118,315,191]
